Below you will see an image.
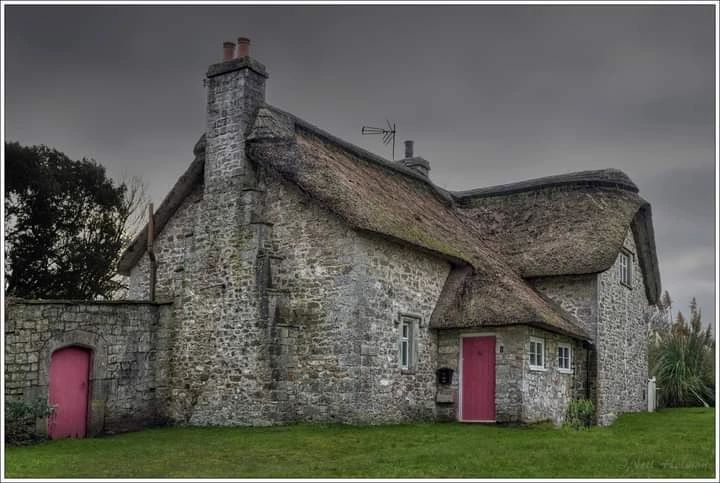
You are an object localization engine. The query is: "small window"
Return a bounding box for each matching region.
[557,344,572,373]
[619,251,631,287]
[399,318,415,370]
[529,337,545,370]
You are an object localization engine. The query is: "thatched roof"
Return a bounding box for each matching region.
[247,105,590,339]
[118,102,660,338]
[454,172,660,304]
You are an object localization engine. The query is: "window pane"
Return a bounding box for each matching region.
[538,346,543,366]
[402,323,408,338]
[530,352,536,366]
[401,341,408,367]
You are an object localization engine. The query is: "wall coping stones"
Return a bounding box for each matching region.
[5,298,173,306]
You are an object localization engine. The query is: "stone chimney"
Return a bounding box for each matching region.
[398,140,430,178]
[204,37,268,194]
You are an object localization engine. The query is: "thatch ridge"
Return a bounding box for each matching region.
[453,168,638,199]
[260,104,455,205]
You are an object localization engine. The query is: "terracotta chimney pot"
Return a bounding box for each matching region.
[222,42,235,61]
[237,37,251,58]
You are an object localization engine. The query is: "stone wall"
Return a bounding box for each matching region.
[437,326,525,423]
[529,274,598,406]
[529,274,597,334]
[4,299,172,435]
[523,328,587,424]
[127,58,275,426]
[264,175,450,423]
[596,229,650,424]
[437,326,587,425]
[127,185,203,301]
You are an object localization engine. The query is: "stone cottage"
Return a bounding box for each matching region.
[4,38,660,438]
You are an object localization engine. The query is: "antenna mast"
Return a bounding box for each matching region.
[361,119,397,160]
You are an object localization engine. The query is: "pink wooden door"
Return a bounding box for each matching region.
[48,346,90,439]
[461,336,496,421]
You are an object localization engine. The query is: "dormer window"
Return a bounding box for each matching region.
[619,250,632,287]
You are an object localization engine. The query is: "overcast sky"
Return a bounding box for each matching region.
[4,4,716,327]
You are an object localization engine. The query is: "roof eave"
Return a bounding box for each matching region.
[117,135,206,276]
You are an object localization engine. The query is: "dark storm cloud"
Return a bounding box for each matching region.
[4,4,716,326]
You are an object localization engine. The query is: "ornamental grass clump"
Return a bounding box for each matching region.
[648,295,714,408]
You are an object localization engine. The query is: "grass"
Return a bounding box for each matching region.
[4,407,715,478]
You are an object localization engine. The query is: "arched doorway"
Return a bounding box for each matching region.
[48,346,91,439]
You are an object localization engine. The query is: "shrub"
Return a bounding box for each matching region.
[564,399,595,430]
[4,398,54,445]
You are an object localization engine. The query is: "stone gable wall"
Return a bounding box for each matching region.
[127,185,204,301]
[127,61,274,426]
[529,275,597,335]
[263,175,450,423]
[4,300,172,435]
[596,229,650,424]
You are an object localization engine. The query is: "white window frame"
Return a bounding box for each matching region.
[619,250,632,287]
[529,337,546,371]
[400,320,412,370]
[557,344,573,373]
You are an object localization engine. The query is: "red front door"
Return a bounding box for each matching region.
[48,346,90,439]
[461,336,496,421]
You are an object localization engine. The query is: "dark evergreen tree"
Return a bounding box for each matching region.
[4,142,143,299]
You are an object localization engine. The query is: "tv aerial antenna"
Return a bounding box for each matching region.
[362,119,397,160]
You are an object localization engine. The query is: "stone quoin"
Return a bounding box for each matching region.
[4,37,660,436]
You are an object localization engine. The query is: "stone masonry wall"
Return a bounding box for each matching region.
[437,326,586,425]
[523,327,587,425]
[4,299,172,435]
[437,326,526,423]
[529,274,597,405]
[128,60,275,426]
[596,229,650,425]
[264,175,450,423]
[127,185,203,301]
[529,275,597,334]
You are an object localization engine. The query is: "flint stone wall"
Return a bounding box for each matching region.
[596,229,650,425]
[4,299,172,435]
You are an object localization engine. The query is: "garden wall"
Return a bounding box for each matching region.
[4,298,173,436]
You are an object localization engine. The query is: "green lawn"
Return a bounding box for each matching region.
[4,407,715,478]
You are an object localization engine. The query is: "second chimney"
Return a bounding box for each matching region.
[404,140,414,159]
[223,42,235,61]
[237,37,251,58]
[398,140,430,178]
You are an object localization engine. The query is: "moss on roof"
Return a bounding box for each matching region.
[118,103,660,338]
[455,180,660,303]
[247,105,591,339]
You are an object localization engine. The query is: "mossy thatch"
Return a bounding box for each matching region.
[118,103,660,340]
[455,174,660,304]
[247,105,591,339]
